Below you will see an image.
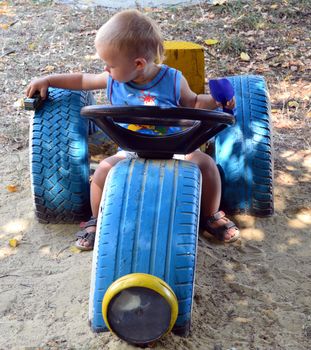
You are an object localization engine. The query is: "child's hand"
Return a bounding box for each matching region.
[215,97,235,110]
[26,77,50,99]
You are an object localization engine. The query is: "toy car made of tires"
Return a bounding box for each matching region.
[29,74,273,346]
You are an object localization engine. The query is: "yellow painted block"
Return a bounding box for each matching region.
[164,41,205,95]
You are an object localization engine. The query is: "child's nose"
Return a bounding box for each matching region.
[104,65,110,73]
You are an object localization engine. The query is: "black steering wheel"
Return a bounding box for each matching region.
[81,105,235,159]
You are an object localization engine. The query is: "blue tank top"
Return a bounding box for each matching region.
[107,64,182,135]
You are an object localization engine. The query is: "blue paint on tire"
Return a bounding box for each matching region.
[30,88,93,223]
[89,158,201,336]
[215,75,274,217]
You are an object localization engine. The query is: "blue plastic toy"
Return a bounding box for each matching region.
[209,78,235,115]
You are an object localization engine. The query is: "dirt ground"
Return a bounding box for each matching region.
[0,1,310,349]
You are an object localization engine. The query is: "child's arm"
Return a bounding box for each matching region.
[26,72,109,99]
[179,75,235,110]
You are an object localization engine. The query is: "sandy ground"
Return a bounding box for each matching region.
[1,146,311,350]
[1,1,311,349]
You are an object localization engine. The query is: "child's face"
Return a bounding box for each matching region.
[96,43,138,83]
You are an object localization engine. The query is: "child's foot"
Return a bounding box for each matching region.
[75,217,97,251]
[201,211,240,243]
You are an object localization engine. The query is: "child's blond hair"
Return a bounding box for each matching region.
[95,10,164,64]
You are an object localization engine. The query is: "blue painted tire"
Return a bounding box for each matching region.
[89,158,201,336]
[215,75,274,217]
[30,88,92,223]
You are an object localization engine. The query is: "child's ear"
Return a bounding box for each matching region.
[134,58,147,70]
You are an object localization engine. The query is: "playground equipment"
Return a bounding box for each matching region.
[82,103,235,344]
[29,42,273,347]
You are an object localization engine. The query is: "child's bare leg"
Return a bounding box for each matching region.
[91,153,126,217]
[185,150,239,242]
[76,153,126,249]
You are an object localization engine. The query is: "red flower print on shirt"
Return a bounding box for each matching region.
[139,91,156,106]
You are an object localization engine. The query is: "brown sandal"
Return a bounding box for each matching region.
[75,217,97,251]
[201,211,240,243]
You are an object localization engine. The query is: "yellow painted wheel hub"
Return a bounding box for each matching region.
[102,273,178,345]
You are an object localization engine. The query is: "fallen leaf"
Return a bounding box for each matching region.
[0,5,16,17]
[240,52,250,61]
[270,4,278,9]
[0,19,17,30]
[42,65,55,73]
[211,0,227,4]
[13,98,24,109]
[6,184,17,192]
[244,30,256,36]
[204,39,219,46]
[69,246,81,254]
[84,54,97,60]
[0,23,9,30]
[28,43,36,51]
[9,238,19,248]
[288,101,299,108]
